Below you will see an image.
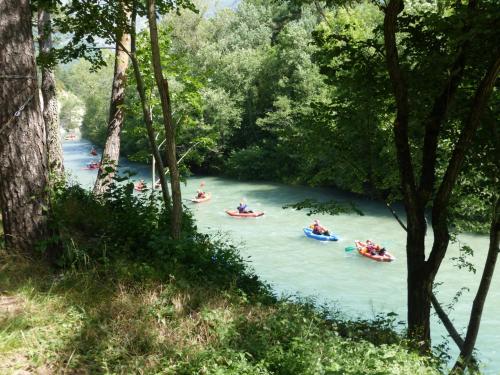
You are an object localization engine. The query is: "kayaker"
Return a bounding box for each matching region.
[196,189,206,199]
[136,179,145,190]
[312,219,330,236]
[365,240,384,256]
[90,147,97,155]
[237,201,253,213]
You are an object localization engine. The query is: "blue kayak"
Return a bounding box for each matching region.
[303,228,338,241]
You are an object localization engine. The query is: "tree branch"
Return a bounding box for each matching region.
[426,52,500,275]
[418,0,478,204]
[383,0,418,209]
[385,202,407,231]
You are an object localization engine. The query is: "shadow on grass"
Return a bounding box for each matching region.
[0,252,441,375]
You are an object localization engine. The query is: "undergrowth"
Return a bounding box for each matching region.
[0,182,443,374]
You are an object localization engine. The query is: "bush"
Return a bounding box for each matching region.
[51,181,268,295]
[225,146,282,181]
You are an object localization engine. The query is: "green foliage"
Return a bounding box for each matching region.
[56,56,114,143]
[225,145,289,181]
[283,198,364,216]
[51,180,265,294]
[0,252,442,374]
[1,180,443,374]
[53,0,497,232]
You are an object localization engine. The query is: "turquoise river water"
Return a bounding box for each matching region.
[64,139,499,373]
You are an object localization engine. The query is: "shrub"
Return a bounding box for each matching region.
[51,181,269,295]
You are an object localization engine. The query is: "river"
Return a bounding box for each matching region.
[64,139,499,373]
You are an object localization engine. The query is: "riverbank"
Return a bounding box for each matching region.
[0,181,443,374]
[64,138,500,373]
[0,255,440,374]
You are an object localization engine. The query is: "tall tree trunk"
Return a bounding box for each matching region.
[0,0,50,255]
[146,0,182,239]
[93,29,131,195]
[383,0,499,352]
[406,212,432,350]
[126,6,171,205]
[37,9,64,179]
[451,199,500,373]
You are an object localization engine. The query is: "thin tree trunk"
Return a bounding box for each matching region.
[126,7,171,205]
[451,197,500,373]
[146,0,182,239]
[0,0,50,255]
[94,28,131,195]
[38,9,64,179]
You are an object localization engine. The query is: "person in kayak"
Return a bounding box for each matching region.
[362,240,385,256]
[367,240,381,254]
[196,189,206,199]
[312,219,330,236]
[237,201,253,213]
[136,179,146,190]
[90,147,97,155]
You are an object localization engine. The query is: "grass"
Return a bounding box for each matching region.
[0,185,443,374]
[0,252,442,375]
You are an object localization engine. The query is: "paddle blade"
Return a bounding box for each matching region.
[345,246,356,252]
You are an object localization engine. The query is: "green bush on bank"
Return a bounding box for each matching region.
[51,182,265,295]
[0,182,443,374]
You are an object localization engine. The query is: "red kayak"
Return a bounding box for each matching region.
[192,193,211,203]
[135,184,146,192]
[83,162,100,170]
[90,151,97,156]
[225,210,264,218]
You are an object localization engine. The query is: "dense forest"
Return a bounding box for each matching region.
[1,0,499,373]
[58,0,499,233]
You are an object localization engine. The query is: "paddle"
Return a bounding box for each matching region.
[345,246,357,252]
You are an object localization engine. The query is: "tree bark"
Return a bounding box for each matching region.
[146,0,183,239]
[451,200,500,372]
[383,0,432,350]
[383,0,499,352]
[127,7,171,205]
[93,28,131,195]
[37,9,64,180]
[0,0,50,255]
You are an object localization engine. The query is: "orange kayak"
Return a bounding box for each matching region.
[357,247,395,262]
[225,210,264,218]
[192,193,211,203]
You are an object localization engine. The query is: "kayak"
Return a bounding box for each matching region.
[192,193,211,203]
[355,242,395,262]
[303,228,338,241]
[357,248,395,262]
[90,151,97,156]
[225,210,264,218]
[134,184,146,192]
[82,163,100,170]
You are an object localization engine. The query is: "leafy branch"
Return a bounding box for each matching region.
[283,198,363,216]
